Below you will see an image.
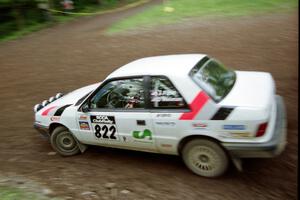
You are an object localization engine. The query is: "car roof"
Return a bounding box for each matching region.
[106,54,207,79]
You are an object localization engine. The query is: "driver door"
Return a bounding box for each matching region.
[76,77,157,152]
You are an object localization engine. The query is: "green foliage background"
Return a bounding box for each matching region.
[0,0,132,40]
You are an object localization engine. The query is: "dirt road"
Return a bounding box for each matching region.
[0,1,298,199]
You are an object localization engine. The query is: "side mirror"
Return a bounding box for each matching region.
[81,103,90,113]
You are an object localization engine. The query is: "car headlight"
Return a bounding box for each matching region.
[55,93,64,99]
[49,96,56,102]
[42,100,49,107]
[34,104,43,112]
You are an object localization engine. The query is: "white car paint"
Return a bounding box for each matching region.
[220,71,274,109]
[34,54,287,159]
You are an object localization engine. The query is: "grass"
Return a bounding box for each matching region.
[0,0,139,42]
[0,23,50,42]
[107,0,298,34]
[0,186,50,200]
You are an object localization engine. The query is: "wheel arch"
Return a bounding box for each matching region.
[49,122,88,153]
[177,135,225,155]
[49,123,68,135]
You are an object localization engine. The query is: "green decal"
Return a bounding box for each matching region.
[132,129,152,140]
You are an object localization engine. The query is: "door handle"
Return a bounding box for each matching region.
[137,120,146,126]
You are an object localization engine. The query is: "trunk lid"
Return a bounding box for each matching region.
[220,71,275,109]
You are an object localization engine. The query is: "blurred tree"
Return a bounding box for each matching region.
[37,0,54,21]
[12,3,24,30]
[0,0,129,40]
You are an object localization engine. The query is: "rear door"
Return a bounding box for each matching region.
[149,76,190,154]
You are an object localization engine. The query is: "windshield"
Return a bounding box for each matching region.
[190,57,236,102]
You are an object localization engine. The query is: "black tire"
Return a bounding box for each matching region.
[182,139,229,178]
[50,126,80,156]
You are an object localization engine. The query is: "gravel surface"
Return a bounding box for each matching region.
[0,2,298,199]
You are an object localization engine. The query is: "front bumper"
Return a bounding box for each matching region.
[34,123,50,139]
[222,95,287,158]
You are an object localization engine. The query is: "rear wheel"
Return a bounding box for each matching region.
[182,139,229,177]
[50,126,80,156]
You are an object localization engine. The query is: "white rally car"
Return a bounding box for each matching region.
[33,54,287,177]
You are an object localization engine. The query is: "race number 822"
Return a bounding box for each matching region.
[90,115,118,140]
[94,124,116,139]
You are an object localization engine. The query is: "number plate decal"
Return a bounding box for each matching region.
[90,115,119,140]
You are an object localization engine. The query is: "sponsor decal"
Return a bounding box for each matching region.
[50,116,60,122]
[79,115,88,120]
[156,113,171,118]
[54,104,72,116]
[151,90,183,102]
[91,115,115,124]
[179,91,209,120]
[155,122,176,126]
[151,90,177,96]
[229,132,251,138]
[79,121,90,130]
[132,129,152,142]
[211,107,234,120]
[90,115,118,140]
[152,97,183,102]
[161,144,173,148]
[192,122,207,129]
[41,106,57,116]
[223,125,246,130]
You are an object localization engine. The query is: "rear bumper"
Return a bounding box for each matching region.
[34,123,50,139]
[222,95,287,158]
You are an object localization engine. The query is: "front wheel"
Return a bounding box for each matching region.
[50,126,80,156]
[182,139,229,177]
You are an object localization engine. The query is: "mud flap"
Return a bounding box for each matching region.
[73,136,88,153]
[230,155,243,172]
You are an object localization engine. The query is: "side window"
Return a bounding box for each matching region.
[150,77,187,108]
[90,78,145,109]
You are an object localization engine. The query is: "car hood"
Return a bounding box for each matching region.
[219,71,275,109]
[54,82,100,105]
[37,82,100,114]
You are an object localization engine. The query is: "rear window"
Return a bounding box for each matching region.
[189,57,236,102]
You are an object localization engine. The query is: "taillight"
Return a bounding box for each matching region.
[256,122,268,137]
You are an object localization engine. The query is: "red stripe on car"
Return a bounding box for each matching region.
[41,106,57,116]
[179,91,209,120]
